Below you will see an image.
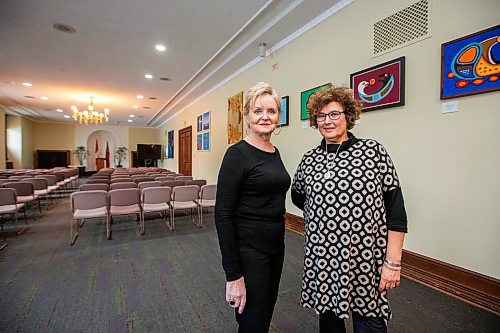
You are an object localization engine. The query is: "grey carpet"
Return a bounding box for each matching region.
[0,198,498,332]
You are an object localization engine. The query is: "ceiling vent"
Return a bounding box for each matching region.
[373,0,431,56]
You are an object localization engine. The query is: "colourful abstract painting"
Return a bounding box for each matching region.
[441,25,500,99]
[167,130,174,159]
[227,91,243,144]
[300,83,331,120]
[350,57,405,112]
[279,96,289,126]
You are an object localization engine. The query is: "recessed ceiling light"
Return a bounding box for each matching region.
[137,95,144,99]
[159,77,171,81]
[24,95,35,98]
[132,105,139,109]
[56,109,63,112]
[41,96,49,100]
[129,115,135,118]
[22,82,32,87]
[143,107,151,109]
[144,74,153,79]
[148,97,157,100]
[155,44,166,52]
[64,115,70,118]
[128,119,133,123]
[52,23,76,33]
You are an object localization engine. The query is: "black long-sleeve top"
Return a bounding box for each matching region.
[215,140,291,281]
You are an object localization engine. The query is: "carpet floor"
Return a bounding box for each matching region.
[0,197,498,332]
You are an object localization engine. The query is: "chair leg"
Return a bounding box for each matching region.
[0,223,7,251]
[107,214,111,240]
[70,218,78,246]
[16,210,29,235]
[171,208,175,231]
[140,211,145,235]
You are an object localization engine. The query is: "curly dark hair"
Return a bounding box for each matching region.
[307,85,362,129]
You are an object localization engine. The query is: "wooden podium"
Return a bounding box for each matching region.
[96,158,107,171]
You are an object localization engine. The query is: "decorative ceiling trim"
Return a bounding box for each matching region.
[156,0,355,128]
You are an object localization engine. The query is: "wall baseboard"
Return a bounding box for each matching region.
[284,212,500,315]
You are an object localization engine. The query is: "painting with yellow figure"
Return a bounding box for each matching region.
[227,91,243,144]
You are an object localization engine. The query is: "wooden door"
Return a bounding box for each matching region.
[178,126,192,176]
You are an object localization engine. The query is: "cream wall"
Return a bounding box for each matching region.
[34,122,75,165]
[0,107,6,169]
[6,116,22,169]
[21,117,35,169]
[160,0,500,278]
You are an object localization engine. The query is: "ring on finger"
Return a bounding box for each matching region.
[229,299,236,306]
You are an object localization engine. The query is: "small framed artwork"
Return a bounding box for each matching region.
[202,132,210,151]
[441,25,500,100]
[167,130,174,158]
[202,111,210,131]
[197,134,203,151]
[279,96,289,126]
[228,91,243,144]
[197,115,202,132]
[350,56,405,112]
[300,83,331,120]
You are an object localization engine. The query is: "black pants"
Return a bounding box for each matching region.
[235,242,285,333]
[319,311,387,333]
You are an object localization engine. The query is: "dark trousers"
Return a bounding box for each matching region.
[235,242,285,333]
[319,311,387,333]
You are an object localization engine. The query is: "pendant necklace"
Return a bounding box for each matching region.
[324,142,342,180]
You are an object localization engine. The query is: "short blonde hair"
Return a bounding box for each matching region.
[244,82,281,116]
[307,85,362,129]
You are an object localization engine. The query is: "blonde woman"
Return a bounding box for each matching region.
[215,82,291,333]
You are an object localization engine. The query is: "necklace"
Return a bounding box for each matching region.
[324,142,342,180]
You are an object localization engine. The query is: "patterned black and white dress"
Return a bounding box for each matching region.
[291,132,407,321]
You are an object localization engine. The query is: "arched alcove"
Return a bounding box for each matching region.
[87,130,117,171]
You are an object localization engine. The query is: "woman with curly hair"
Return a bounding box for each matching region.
[291,85,408,333]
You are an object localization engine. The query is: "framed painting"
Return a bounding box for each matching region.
[167,130,174,158]
[300,83,331,120]
[227,91,243,144]
[279,96,289,126]
[202,132,210,151]
[196,134,203,151]
[441,25,500,100]
[197,115,202,132]
[350,56,405,112]
[203,111,210,131]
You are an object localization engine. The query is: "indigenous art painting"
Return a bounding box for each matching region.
[279,96,289,126]
[441,25,500,99]
[350,57,405,112]
[227,91,243,144]
[301,83,331,120]
[167,130,174,159]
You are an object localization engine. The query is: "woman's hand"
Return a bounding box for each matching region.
[226,276,247,314]
[378,265,401,292]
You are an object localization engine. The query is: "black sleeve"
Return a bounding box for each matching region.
[291,189,306,211]
[383,187,408,232]
[291,157,306,211]
[214,147,246,281]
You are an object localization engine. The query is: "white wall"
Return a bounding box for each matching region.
[160,0,500,278]
[74,125,129,170]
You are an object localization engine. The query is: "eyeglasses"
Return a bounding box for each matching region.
[316,111,345,122]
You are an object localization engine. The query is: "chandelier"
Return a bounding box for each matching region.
[71,97,110,124]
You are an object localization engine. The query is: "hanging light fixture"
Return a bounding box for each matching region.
[71,97,110,125]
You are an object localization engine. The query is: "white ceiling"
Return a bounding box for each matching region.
[0,0,347,127]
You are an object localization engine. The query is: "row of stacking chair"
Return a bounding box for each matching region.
[69,184,216,245]
[79,179,207,192]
